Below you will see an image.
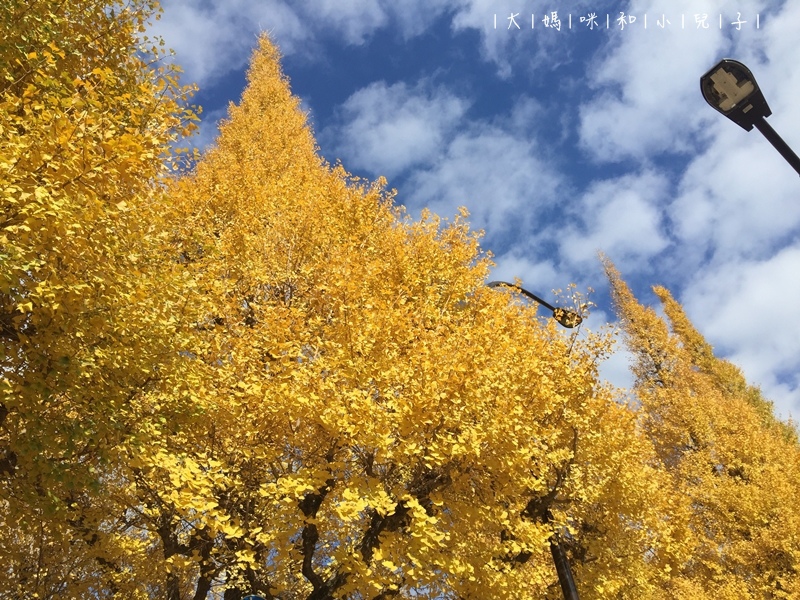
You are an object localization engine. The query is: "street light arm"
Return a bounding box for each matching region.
[487,281,557,311]
[487,281,583,328]
[753,116,800,177]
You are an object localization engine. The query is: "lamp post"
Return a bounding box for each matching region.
[487,280,581,600]
[700,58,800,176]
[550,536,580,600]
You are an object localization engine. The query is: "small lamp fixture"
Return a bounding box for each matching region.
[701,59,800,176]
[700,59,771,131]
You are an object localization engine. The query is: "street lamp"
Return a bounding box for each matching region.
[700,58,800,176]
[487,280,582,600]
[487,281,583,329]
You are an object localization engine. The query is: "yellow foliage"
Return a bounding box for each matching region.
[8,9,796,597]
[1,0,201,596]
[605,256,800,598]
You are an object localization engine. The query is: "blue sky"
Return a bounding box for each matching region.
[151,0,799,421]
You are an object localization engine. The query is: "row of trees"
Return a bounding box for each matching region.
[2,1,799,598]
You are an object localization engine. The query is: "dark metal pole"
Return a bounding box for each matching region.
[487,279,582,598]
[753,116,800,176]
[550,537,580,600]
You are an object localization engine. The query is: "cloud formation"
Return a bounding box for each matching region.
[320,80,469,179]
[559,171,670,272]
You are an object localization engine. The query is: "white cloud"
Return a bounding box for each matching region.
[451,0,601,78]
[382,0,456,39]
[320,81,469,179]
[670,126,800,262]
[680,245,800,421]
[151,0,308,88]
[299,0,456,44]
[489,254,563,296]
[451,0,525,79]
[577,0,731,162]
[152,0,459,89]
[319,81,563,242]
[559,171,670,272]
[757,2,800,118]
[301,0,387,45]
[403,125,563,235]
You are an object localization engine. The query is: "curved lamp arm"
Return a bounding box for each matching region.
[487,281,583,328]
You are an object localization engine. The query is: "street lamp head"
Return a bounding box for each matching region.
[552,307,582,329]
[700,59,772,131]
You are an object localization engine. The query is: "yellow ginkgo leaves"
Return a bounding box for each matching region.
[5,3,798,598]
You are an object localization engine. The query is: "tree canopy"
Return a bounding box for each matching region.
[2,3,799,598]
[605,258,800,599]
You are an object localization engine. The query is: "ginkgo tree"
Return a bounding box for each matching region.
[1,0,203,596]
[605,258,800,599]
[128,36,686,600]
